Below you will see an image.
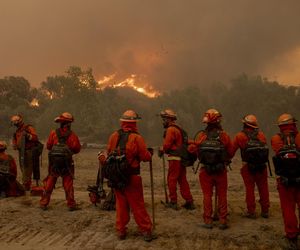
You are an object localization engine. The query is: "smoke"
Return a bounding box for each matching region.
[0,0,300,89]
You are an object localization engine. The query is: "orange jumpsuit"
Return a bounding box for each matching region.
[40,127,81,209]
[232,128,270,215]
[107,122,153,237]
[271,124,300,239]
[12,123,38,190]
[0,152,24,197]
[163,123,193,204]
[194,127,233,225]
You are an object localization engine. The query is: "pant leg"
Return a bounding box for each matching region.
[241,164,256,214]
[62,174,76,208]
[199,168,214,224]
[277,179,299,239]
[167,160,181,203]
[178,163,193,202]
[255,168,270,213]
[126,175,153,234]
[216,170,228,224]
[114,189,130,235]
[40,175,57,207]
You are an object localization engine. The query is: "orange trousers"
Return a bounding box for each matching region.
[167,160,193,203]
[277,179,300,239]
[40,173,76,208]
[114,175,152,235]
[199,167,228,224]
[241,165,270,214]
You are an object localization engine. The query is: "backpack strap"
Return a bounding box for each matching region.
[167,124,188,144]
[279,132,296,147]
[55,129,72,144]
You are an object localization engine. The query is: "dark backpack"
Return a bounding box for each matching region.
[48,129,73,175]
[241,129,269,173]
[102,130,132,190]
[198,130,227,174]
[273,132,300,184]
[0,158,10,176]
[165,125,196,167]
[0,157,13,192]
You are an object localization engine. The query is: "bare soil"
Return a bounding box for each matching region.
[0,149,295,250]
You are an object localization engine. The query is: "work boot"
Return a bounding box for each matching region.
[143,232,158,242]
[165,202,178,210]
[68,205,81,211]
[286,237,298,250]
[200,223,213,229]
[261,212,269,218]
[182,201,196,210]
[218,223,229,230]
[118,232,127,240]
[243,212,256,219]
[40,205,48,211]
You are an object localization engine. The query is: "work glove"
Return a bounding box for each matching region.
[25,133,32,140]
[158,147,164,158]
[147,147,154,156]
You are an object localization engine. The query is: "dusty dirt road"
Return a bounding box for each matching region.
[0,149,295,250]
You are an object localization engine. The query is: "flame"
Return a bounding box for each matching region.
[97,74,160,98]
[30,98,39,107]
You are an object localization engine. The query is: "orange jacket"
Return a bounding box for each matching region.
[0,152,17,178]
[12,124,38,150]
[194,128,234,159]
[47,127,81,154]
[232,128,267,156]
[107,122,151,169]
[271,126,300,155]
[163,123,183,155]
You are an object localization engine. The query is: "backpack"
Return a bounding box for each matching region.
[165,125,196,167]
[198,130,227,174]
[273,132,300,184]
[48,129,73,175]
[102,130,133,190]
[0,158,10,176]
[241,129,269,173]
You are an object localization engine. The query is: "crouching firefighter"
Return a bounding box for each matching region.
[232,114,270,219]
[0,141,25,197]
[271,113,300,247]
[193,109,233,230]
[102,110,156,242]
[40,112,81,211]
[158,109,195,210]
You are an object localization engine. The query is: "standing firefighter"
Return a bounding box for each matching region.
[0,141,25,197]
[158,109,195,210]
[101,110,156,242]
[232,115,270,219]
[40,112,81,211]
[194,109,233,229]
[11,114,41,190]
[271,113,300,249]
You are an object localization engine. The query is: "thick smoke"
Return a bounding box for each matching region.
[0,0,300,89]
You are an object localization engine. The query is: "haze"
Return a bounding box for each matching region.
[1,0,300,90]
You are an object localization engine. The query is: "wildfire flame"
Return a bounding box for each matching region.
[30,98,39,107]
[97,74,160,98]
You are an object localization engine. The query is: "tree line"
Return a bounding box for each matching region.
[1,66,299,146]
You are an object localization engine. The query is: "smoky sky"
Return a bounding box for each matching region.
[0,0,300,90]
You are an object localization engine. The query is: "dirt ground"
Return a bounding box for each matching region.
[0,148,296,250]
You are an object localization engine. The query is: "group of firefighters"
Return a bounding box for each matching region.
[0,109,300,248]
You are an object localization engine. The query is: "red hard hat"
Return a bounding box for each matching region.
[277,113,297,126]
[202,109,222,124]
[160,109,177,120]
[120,110,141,122]
[54,112,74,123]
[242,114,258,128]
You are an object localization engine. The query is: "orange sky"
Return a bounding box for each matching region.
[0,0,299,89]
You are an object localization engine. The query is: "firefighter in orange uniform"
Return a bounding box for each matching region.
[0,141,25,197]
[40,112,81,211]
[11,114,39,190]
[101,110,156,242]
[271,113,300,248]
[158,109,195,210]
[232,115,270,219]
[193,109,233,229]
